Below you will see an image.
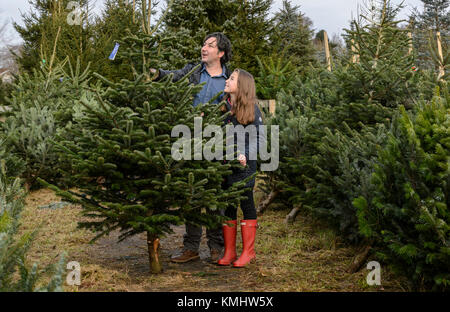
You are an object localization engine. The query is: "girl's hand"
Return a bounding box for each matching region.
[238,154,247,167]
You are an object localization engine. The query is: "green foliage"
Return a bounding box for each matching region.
[341,4,417,111]
[0,80,13,106]
[261,0,421,243]
[89,0,148,82]
[410,0,449,70]
[269,0,317,70]
[162,0,274,74]
[0,162,65,292]
[0,59,90,188]
[255,53,298,99]
[13,0,93,74]
[355,85,450,291]
[43,29,247,272]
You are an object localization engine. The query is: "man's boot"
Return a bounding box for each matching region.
[217,220,237,265]
[171,249,200,263]
[233,219,257,268]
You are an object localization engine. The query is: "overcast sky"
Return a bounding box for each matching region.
[0,0,425,47]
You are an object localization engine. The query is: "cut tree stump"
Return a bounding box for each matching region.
[147,232,162,274]
[347,244,372,273]
[256,189,280,215]
[285,206,301,224]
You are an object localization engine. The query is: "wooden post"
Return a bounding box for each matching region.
[436,31,445,80]
[148,0,152,34]
[269,99,276,115]
[351,39,359,64]
[408,32,413,55]
[323,31,332,71]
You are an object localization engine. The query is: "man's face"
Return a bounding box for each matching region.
[201,37,224,65]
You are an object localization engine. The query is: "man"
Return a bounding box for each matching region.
[153,32,232,263]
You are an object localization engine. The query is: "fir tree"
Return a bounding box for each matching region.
[162,0,274,75]
[270,0,316,70]
[1,57,90,188]
[355,85,450,291]
[410,0,449,70]
[42,11,246,273]
[14,0,94,73]
[162,0,237,64]
[226,0,274,75]
[0,161,65,292]
[259,0,420,242]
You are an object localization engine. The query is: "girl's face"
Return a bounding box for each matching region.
[224,71,239,94]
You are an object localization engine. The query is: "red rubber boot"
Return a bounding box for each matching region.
[217,220,237,265]
[233,220,257,268]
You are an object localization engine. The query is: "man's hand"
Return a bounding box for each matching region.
[238,154,247,167]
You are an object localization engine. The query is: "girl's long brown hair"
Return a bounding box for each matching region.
[224,69,256,125]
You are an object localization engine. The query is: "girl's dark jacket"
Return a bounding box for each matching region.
[223,98,264,189]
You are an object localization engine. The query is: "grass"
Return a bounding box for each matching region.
[17,187,408,292]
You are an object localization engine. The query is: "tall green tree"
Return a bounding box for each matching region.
[88,0,142,82]
[0,161,65,292]
[355,85,450,291]
[42,17,246,273]
[410,0,449,70]
[162,0,274,75]
[259,0,421,243]
[269,0,316,70]
[14,0,94,73]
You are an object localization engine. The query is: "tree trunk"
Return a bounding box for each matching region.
[256,189,280,215]
[285,205,301,225]
[347,244,372,273]
[147,232,162,274]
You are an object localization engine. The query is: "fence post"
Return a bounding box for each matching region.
[351,39,359,64]
[269,99,276,116]
[408,32,413,55]
[324,31,332,71]
[436,31,445,80]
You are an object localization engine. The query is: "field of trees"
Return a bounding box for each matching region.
[0,0,448,292]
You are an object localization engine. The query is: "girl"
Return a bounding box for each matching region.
[217,69,264,268]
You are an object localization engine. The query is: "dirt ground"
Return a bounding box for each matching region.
[19,188,408,292]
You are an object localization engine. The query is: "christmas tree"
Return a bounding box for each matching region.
[269,0,316,71]
[410,0,449,70]
[13,0,95,74]
[42,7,246,273]
[355,85,450,291]
[259,0,420,243]
[0,161,65,291]
[162,0,274,75]
[1,55,90,189]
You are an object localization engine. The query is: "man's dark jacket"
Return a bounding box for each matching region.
[156,62,232,85]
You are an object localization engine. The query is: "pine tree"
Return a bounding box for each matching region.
[259,0,420,242]
[42,12,246,273]
[410,0,449,70]
[269,0,316,70]
[90,0,147,82]
[14,0,94,74]
[226,0,274,75]
[339,0,418,124]
[1,57,90,188]
[0,161,65,292]
[162,0,238,64]
[255,53,298,100]
[355,85,450,291]
[414,0,450,32]
[162,0,274,75]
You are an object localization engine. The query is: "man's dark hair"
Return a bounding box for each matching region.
[204,32,232,65]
